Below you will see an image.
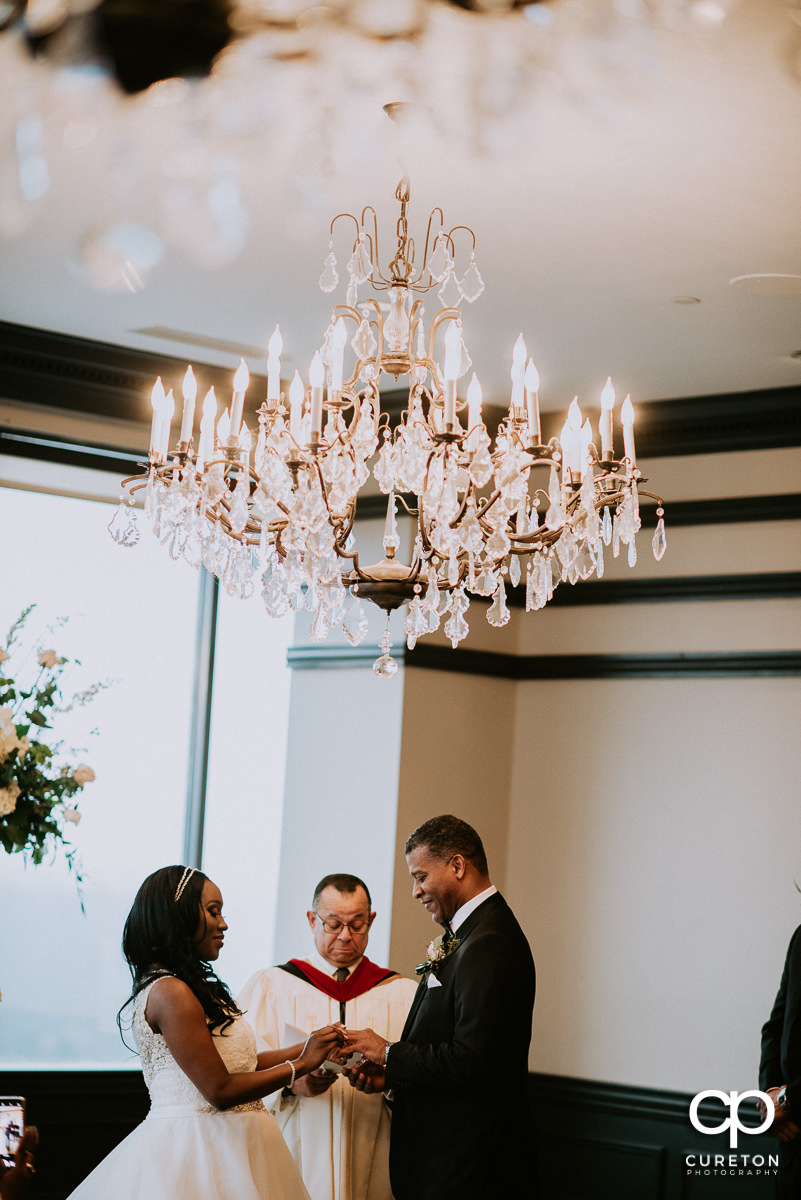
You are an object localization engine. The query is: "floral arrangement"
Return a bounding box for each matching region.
[0,606,107,886]
[414,932,460,980]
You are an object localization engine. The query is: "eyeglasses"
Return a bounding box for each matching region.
[314,915,370,935]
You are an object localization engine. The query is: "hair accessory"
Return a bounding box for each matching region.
[175,866,197,902]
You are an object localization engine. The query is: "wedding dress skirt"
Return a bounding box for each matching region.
[67,978,310,1200]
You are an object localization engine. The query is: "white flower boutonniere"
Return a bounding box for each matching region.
[414,933,460,980]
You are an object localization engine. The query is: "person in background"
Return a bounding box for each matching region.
[239,873,417,1200]
[760,921,801,1198]
[0,1127,37,1200]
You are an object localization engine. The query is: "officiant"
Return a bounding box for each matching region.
[238,873,417,1200]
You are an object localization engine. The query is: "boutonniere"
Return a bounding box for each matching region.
[415,933,460,979]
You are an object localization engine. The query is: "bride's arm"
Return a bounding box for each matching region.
[146,977,343,1110]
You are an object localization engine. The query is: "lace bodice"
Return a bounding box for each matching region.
[133,976,265,1115]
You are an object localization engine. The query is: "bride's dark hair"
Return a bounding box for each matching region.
[117,865,241,1042]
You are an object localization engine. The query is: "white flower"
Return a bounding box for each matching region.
[62,806,81,825]
[0,647,8,664]
[0,782,20,817]
[38,649,58,668]
[72,764,96,786]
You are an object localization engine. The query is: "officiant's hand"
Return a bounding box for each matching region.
[343,1028,387,1065]
[342,1061,386,1094]
[291,1068,338,1097]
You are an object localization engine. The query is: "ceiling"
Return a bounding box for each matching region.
[1,0,801,416]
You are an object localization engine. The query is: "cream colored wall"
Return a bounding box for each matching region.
[384,443,801,1095]
[273,663,406,967]
[388,667,517,977]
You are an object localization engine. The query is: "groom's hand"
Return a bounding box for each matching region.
[342,1061,386,1094]
[343,1028,387,1065]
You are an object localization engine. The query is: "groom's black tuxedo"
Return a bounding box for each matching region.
[385,891,537,1200]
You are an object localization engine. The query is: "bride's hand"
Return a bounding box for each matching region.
[298,1025,347,1074]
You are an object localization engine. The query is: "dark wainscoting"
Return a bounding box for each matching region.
[0,1068,781,1200]
[0,1069,149,1200]
[529,1074,778,1200]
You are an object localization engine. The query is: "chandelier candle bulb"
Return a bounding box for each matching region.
[562,397,583,482]
[149,377,166,457]
[600,376,615,458]
[179,365,197,445]
[267,326,283,402]
[309,351,325,436]
[621,394,636,465]
[159,389,175,461]
[443,322,462,427]
[511,334,526,414]
[289,370,304,442]
[229,359,250,439]
[524,358,541,443]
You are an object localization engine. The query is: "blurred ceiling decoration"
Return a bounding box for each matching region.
[0,0,734,277]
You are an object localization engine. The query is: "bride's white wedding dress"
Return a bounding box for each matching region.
[67,977,311,1200]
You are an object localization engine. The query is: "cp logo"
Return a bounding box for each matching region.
[690,1090,774,1148]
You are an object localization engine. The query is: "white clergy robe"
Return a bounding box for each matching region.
[239,954,417,1200]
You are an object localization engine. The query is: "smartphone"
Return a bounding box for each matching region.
[0,1097,25,1169]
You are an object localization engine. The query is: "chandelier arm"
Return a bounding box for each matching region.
[412,209,446,289]
[396,492,419,517]
[330,212,361,242]
[446,225,477,253]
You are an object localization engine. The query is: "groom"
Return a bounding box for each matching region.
[343,814,537,1200]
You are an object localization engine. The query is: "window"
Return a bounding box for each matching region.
[0,462,293,1066]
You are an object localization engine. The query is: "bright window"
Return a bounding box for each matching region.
[0,466,293,1066]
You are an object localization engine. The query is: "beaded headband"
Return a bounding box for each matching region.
[174,866,197,902]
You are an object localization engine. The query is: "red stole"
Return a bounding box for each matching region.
[284,955,397,1002]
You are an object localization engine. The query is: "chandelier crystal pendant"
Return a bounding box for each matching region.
[110,176,667,676]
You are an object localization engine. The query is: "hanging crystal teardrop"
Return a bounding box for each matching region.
[459,253,485,303]
[319,242,338,293]
[107,500,140,547]
[373,620,398,678]
[438,269,463,308]
[652,515,667,561]
[427,234,452,283]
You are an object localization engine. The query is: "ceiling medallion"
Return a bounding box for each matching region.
[109,175,666,676]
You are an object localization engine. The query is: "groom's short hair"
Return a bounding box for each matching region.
[313,873,372,909]
[405,815,489,877]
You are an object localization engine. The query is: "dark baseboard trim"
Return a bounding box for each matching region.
[528,1072,777,1200]
[289,645,801,678]
[1,1067,776,1200]
[407,647,801,679]
[514,572,801,608]
[2,321,800,456]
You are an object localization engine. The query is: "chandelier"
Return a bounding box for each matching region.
[108,175,667,677]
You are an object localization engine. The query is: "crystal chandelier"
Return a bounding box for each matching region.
[109,175,667,677]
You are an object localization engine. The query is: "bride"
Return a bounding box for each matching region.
[67,865,347,1199]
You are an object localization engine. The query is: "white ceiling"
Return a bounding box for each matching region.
[1,0,801,413]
